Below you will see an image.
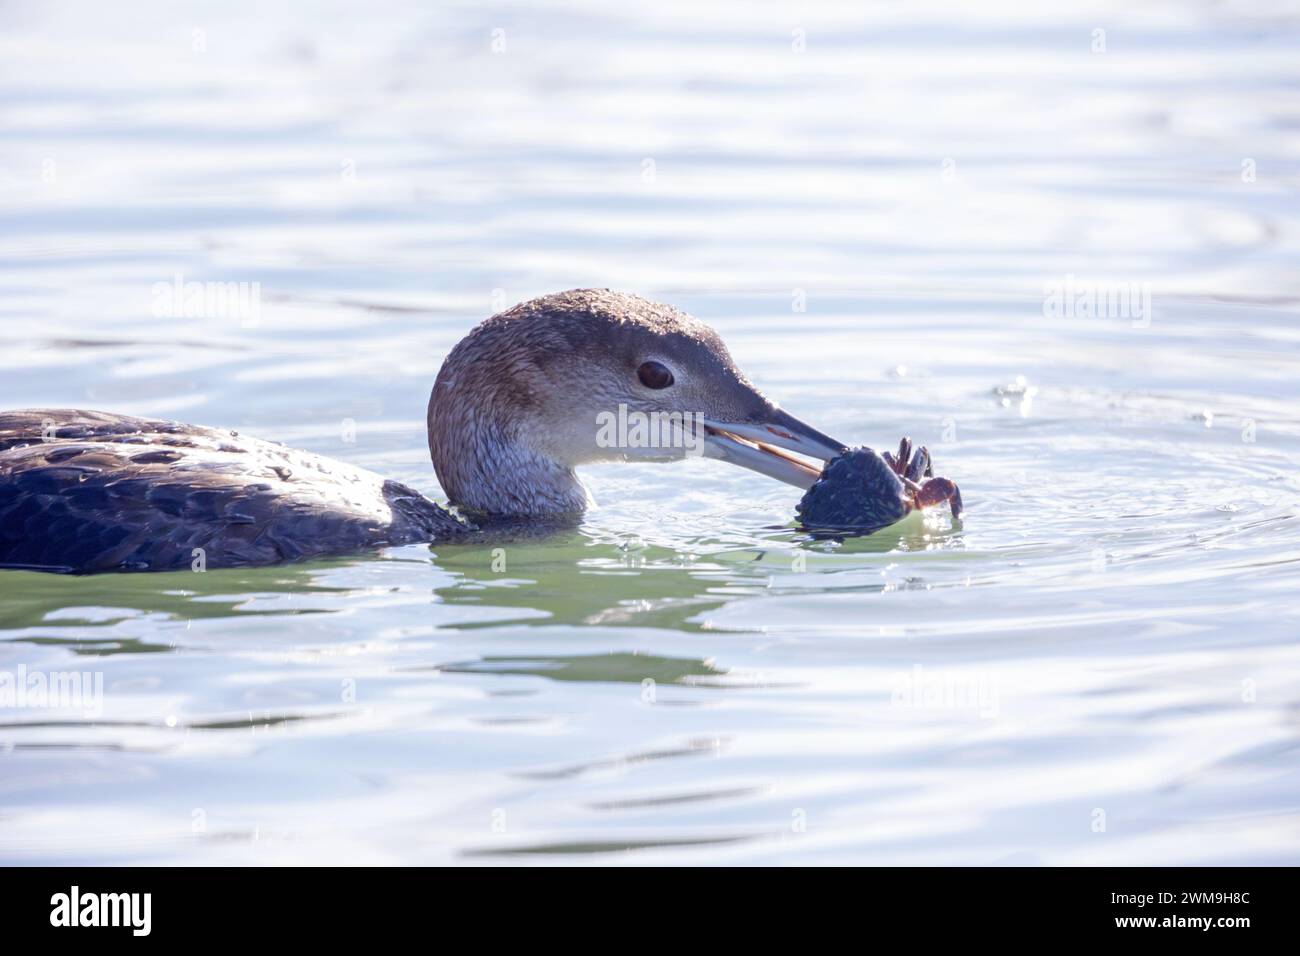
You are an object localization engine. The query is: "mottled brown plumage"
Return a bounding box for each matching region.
[0,410,467,573]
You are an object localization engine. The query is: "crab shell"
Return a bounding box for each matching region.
[795,446,911,535]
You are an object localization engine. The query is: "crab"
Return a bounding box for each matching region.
[796,437,963,535]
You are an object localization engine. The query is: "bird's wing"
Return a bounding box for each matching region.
[0,409,468,573]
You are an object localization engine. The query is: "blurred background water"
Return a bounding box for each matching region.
[1,0,1298,864]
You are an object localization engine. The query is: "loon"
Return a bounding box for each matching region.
[0,289,848,573]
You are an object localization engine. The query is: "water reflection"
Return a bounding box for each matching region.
[433,651,725,686]
[462,834,758,857]
[434,539,752,632]
[0,563,348,634]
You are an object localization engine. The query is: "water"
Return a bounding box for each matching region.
[2,0,1299,864]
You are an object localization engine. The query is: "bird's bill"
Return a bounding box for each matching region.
[702,408,847,490]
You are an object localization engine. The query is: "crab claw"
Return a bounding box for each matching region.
[912,476,963,519]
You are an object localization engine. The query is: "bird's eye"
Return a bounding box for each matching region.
[637,360,674,389]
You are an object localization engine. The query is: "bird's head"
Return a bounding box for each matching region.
[428,289,845,516]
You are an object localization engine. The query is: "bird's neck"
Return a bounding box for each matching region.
[427,396,590,517]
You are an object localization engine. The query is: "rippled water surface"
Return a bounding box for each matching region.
[2,0,1299,864]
